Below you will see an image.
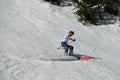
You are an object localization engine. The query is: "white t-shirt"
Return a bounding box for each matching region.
[61,34,69,42]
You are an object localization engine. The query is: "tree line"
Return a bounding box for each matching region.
[44,0,120,25]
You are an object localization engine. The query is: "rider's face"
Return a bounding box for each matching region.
[69,33,73,36]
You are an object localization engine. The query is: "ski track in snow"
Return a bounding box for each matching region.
[0,0,120,80]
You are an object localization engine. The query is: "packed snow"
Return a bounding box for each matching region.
[0,0,120,80]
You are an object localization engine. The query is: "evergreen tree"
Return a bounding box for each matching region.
[44,0,62,5]
[104,0,120,15]
[72,0,103,25]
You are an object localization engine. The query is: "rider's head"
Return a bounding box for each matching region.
[69,31,74,36]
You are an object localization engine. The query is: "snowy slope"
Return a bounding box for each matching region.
[0,0,120,80]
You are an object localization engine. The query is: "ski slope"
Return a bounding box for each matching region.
[0,0,120,80]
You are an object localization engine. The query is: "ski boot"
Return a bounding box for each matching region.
[69,51,73,56]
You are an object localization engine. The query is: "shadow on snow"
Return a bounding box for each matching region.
[51,54,103,61]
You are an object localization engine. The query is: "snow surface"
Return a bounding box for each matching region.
[0,0,120,80]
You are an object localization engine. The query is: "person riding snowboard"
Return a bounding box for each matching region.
[61,31,76,55]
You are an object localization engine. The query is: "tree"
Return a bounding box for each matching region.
[104,0,120,15]
[44,0,63,5]
[72,0,103,25]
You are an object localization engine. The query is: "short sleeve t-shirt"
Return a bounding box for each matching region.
[61,34,69,42]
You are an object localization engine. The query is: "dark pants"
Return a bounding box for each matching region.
[61,42,74,53]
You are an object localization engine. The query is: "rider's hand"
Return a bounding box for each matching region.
[72,39,76,41]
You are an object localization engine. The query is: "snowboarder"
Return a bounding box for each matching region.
[61,31,76,55]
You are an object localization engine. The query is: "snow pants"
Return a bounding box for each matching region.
[61,42,74,53]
